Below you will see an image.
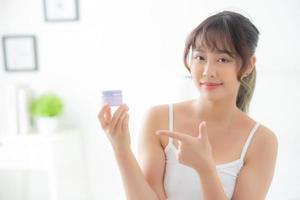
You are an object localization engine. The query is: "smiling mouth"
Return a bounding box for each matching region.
[200,82,223,90]
[200,83,223,86]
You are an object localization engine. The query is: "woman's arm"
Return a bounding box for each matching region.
[114,105,167,200]
[232,126,278,200]
[137,105,168,200]
[98,104,167,200]
[113,148,160,200]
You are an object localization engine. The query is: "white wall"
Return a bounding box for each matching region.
[0,0,299,199]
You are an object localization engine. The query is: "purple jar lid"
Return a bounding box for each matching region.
[101,90,123,106]
[102,90,122,96]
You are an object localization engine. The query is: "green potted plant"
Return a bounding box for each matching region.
[29,93,64,133]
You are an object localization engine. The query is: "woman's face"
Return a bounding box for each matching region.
[189,46,242,102]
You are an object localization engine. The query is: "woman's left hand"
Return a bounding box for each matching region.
[156,121,215,173]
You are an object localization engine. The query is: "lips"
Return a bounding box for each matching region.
[200,82,223,86]
[199,82,223,91]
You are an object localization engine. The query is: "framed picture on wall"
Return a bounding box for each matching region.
[2,35,38,72]
[43,0,80,22]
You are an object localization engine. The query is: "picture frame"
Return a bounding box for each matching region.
[43,0,80,22]
[2,35,39,72]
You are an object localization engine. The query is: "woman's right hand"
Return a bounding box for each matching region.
[97,103,131,152]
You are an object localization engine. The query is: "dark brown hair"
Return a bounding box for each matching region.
[183,11,260,113]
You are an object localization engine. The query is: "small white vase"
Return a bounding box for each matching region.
[36,117,59,134]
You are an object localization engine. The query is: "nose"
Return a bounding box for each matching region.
[202,61,216,78]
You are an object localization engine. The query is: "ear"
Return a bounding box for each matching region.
[246,55,256,74]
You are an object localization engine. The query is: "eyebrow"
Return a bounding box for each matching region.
[215,49,232,55]
[193,47,234,57]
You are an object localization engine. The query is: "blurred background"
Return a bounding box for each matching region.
[0,0,299,199]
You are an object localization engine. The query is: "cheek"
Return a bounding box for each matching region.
[224,79,240,91]
[220,70,240,88]
[223,76,241,93]
[190,65,199,73]
[190,65,203,78]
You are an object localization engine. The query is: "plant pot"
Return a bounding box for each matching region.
[36,117,59,133]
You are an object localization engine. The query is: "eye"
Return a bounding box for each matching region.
[194,56,205,61]
[218,58,230,63]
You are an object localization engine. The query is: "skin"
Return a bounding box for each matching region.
[98,47,278,200]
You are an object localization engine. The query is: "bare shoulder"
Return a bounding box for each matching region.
[254,124,278,153]
[141,104,169,132]
[256,124,278,146]
[245,122,278,164]
[138,104,169,150]
[141,100,192,132]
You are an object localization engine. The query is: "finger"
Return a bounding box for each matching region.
[177,140,182,149]
[156,130,189,142]
[110,105,129,130]
[198,121,208,140]
[122,113,129,133]
[103,106,112,122]
[115,110,128,132]
[98,103,111,129]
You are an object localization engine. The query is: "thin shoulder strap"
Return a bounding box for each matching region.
[168,104,174,144]
[240,122,260,161]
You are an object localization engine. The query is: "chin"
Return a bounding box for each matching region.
[202,94,224,102]
[198,91,222,101]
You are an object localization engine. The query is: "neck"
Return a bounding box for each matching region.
[192,96,241,126]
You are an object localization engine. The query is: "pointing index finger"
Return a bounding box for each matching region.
[156,130,189,142]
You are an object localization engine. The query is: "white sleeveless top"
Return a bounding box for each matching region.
[163,104,260,200]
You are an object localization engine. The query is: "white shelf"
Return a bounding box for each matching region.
[0,130,88,200]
